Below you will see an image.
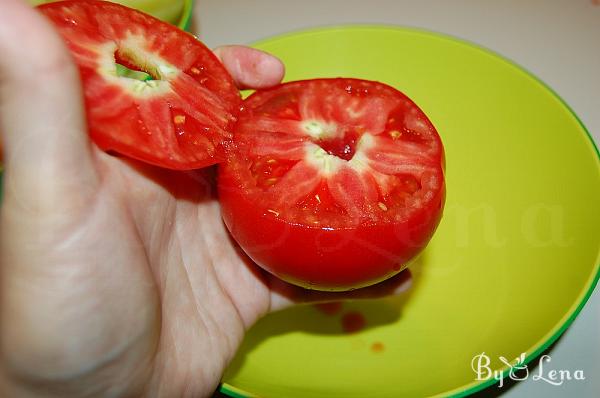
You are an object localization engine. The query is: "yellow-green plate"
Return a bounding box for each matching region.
[219,26,600,397]
[177,0,194,31]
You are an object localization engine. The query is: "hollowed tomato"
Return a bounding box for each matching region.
[219,78,445,291]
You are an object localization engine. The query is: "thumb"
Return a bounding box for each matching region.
[0,0,98,212]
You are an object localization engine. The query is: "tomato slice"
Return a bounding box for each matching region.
[219,78,445,291]
[39,0,241,170]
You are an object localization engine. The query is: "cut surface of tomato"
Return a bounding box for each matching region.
[39,0,241,169]
[219,78,445,291]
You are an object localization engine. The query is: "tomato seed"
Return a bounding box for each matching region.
[378,202,388,211]
[390,130,402,139]
[267,209,280,217]
[174,115,186,124]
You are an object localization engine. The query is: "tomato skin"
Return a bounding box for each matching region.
[219,159,445,291]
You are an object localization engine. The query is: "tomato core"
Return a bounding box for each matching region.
[314,129,359,161]
[114,49,155,81]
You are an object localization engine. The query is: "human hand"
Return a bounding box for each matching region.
[0,1,411,397]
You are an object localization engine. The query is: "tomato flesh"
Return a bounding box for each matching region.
[39,0,241,170]
[219,78,445,291]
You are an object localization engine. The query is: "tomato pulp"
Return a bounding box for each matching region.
[39,1,241,170]
[219,78,445,291]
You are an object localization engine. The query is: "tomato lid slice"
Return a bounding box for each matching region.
[227,78,445,228]
[39,0,241,170]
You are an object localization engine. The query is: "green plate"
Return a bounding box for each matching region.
[219,26,600,397]
[177,0,194,31]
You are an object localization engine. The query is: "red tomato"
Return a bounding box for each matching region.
[219,78,445,291]
[39,1,241,170]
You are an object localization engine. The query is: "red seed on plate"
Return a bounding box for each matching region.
[341,311,366,333]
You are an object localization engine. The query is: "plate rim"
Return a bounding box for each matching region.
[218,24,600,398]
[177,0,194,31]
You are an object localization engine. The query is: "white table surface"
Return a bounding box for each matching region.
[194,1,600,397]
